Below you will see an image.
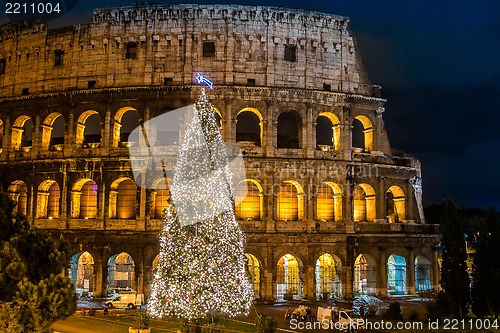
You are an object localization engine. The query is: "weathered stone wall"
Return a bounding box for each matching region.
[0,4,374,98]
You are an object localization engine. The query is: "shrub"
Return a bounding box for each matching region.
[383,302,403,320]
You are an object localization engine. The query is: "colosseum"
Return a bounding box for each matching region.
[0,3,440,302]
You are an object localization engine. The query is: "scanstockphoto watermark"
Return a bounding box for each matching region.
[290,318,424,331]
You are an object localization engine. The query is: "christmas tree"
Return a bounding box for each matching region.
[148,88,252,321]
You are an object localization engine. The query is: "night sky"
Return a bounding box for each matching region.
[1,0,499,209]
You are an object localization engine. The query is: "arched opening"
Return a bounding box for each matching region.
[316,182,342,222]
[109,178,137,219]
[37,180,60,219]
[316,112,340,151]
[214,109,223,130]
[153,179,170,219]
[113,108,140,147]
[277,254,301,300]
[235,179,262,221]
[354,254,376,295]
[107,252,135,291]
[245,253,261,298]
[236,108,262,146]
[149,254,160,285]
[7,180,28,216]
[76,111,102,146]
[11,116,33,151]
[277,111,301,148]
[387,254,407,295]
[71,179,98,219]
[41,113,65,150]
[386,186,406,223]
[415,255,431,293]
[277,180,304,221]
[353,184,376,222]
[352,115,373,152]
[69,251,95,296]
[315,253,341,299]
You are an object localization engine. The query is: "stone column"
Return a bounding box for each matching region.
[406,181,414,222]
[305,264,316,301]
[136,248,145,294]
[102,107,111,150]
[2,116,10,152]
[376,248,387,296]
[32,115,41,154]
[377,177,386,222]
[345,236,355,300]
[340,105,352,160]
[431,247,440,290]
[407,247,416,294]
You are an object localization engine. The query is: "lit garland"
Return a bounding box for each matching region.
[147,88,252,321]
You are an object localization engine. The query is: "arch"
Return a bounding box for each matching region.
[354,253,376,295]
[352,115,373,152]
[235,179,263,221]
[11,115,33,150]
[387,254,407,295]
[245,253,261,298]
[69,251,95,295]
[107,252,135,291]
[386,185,406,223]
[353,184,376,222]
[415,255,431,293]
[71,179,98,219]
[113,107,140,147]
[315,253,341,299]
[277,111,301,148]
[37,179,60,218]
[317,112,340,151]
[109,178,137,219]
[41,112,65,150]
[277,180,304,221]
[316,182,342,222]
[76,110,102,146]
[236,108,262,146]
[7,180,28,216]
[276,254,302,300]
[153,178,170,219]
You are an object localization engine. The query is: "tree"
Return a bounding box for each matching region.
[148,89,252,323]
[472,206,500,318]
[0,193,77,332]
[439,198,471,318]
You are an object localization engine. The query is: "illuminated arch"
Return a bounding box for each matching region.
[235,179,263,221]
[245,253,261,298]
[277,111,302,148]
[277,180,304,221]
[317,112,341,151]
[71,179,98,219]
[315,253,341,299]
[386,185,406,223]
[75,110,101,145]
[387,254,407,295]
[354,253,376,295]
[353,183,376,222]
[316,182,342,222]
[109,177,137,219]
[37,179,60,218]
[113,107,140,147]
[415,255,431,293]
[276,254,302,300]
[236,108,263,146]
[152,178,170,219]
[8,180,28,216]
[41,112,65,150]
[70,251,95,294]
[11,115,33,150]
[352,115,373,152]
[107,252,135,291]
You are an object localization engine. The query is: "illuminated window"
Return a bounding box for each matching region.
[37,180,60,218]
[387,254,407,295]
[277,182,300,221]
[114,108,140,147]
[154,179,170,219]
[354,254,375,295]
[353,184,376,222]
[8,180,28,216]
[236,109,262,147]
[277,254,300,300]
[316,182,342,222]
[80,180,98,219]
[316,112,340,151]
[109,178,137,219]
[11,116,33,150]
[386,186,406,223]
[315,254,340,298]
[41,113,65,150]
[352,115,373,152]
[70,251,95,293]
[107,252,135,291]
[245,253,261,298]
[235,180,261,220]
[415,255,431,293]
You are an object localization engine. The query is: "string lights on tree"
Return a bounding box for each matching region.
[148,75,252,322]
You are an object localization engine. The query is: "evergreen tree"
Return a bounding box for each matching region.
[472,206,500,318]
[148,89,252,322]
[0,193,77,332]
[439,198,471,318]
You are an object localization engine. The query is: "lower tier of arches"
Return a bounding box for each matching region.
[58,230,440,301]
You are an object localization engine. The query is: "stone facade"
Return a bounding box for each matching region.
[0,4,440,301]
